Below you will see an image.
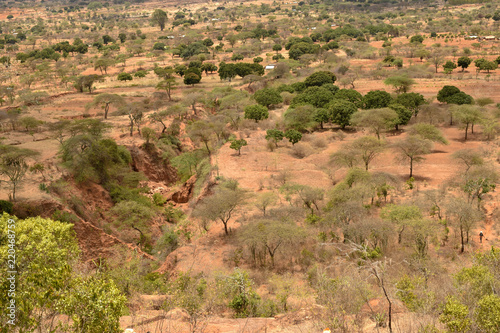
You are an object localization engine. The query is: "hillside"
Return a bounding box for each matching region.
[1,0,500,332]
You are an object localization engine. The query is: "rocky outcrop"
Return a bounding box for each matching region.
[167,175,196,203]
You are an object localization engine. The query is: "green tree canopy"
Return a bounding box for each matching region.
[151,9,168,31]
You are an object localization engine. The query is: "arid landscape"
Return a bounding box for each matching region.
[1,0,500,332]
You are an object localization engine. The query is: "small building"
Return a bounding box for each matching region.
[466,35,479,40]
[483,35,496,41]
[265,64,276,70]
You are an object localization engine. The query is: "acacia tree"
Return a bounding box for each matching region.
[188,120,214,155]
[0,145,39,201]
[393,135,432,178]
[238,219,305,267]
[351,108,398,139]
[87,93,125,119]
[348,136,386,171]
[193,181,245,235]
[452,149,484,174]
[384,75,415,94]
[447,199,482,253]
[407,123,448,144]
[452,105,483,141]
[156,78,177,101]
[151,9,168,31]
[381,204,423,244]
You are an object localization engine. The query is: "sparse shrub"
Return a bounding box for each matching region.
[152,193,166,206]
[290,142,314,159]
[117,72,133,81]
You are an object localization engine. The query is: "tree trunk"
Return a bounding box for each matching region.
[460,225,465,253]
[409,158,413,178]
[464,123,468,140]
[104,104,109,119]
[398,225,405,244]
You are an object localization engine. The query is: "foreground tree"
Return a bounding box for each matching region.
[0,215,79,332]
[61,275,126,333]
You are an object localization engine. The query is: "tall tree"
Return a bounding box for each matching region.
[151,9,168,31]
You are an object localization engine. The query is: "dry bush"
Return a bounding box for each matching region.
[258,118,276,130]
[280,91,295,105]
[240,119,259,131]
[290,142,315,159]
[329,130,346,142]
[274,169,293,186]
[311,136,328,149]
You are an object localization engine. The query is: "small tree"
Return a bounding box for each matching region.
[395,92,425,117]
[447,199,481,253]
[393,135,432,178]
[351,108,399,139]
[192,180,245,235]
[407,123,448,144]
[384,75,415,94]
[87,93,125,119]
[230,139,248,155]
[265,129,284,147]
[141,127,157,145]
[452,149,484,174]
[437,85,461,103]
[0,145,39,201]
[440,297,471,333]
[183,72,201,86]
[443,60,457,74]
[284,129,302,145]
[348,136,386,171]
[156,78,177,101]
[117,73,133,81]
[457,56,472,72]
[475,294,500,333]
[244,104,269,122]
[452,105,483,140]
[30,162,46,181]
